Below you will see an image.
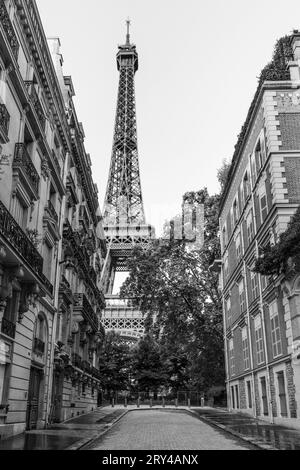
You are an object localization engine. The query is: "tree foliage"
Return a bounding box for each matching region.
[121,188,225,393]
[98,331,132,393]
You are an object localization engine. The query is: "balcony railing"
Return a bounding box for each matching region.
[0,103,10,141]
[46,200,58,224]
[1,317,16,339]
[0,0,19,60]
[91,367,101,380]
[24,81,46,131]
[33,338,45,355]
[82,360,92,373]
[0,200,43,275]
[73,293,98,333]
[13,143,40,196]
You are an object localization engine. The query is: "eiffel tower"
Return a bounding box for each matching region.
[102,20,154,343]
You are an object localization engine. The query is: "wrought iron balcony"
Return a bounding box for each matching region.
[0,200,43,274]
[24,81,46,131]
[33,338,45,355]
[91,367,101,380]
[73,293,98,333]
[82,360,92,373]
[46,200,58,224]
[0,0,19,60]
[1,317,16,339]
[13,143,40,197]
[0,103,10,142]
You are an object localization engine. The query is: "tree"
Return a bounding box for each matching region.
[98,331,132,395]
[131,334,166,394]
[121,188,225,394]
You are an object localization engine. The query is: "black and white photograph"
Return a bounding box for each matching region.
[0,0,300,457]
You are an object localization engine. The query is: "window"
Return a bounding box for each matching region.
[251,271,259,300]
[231,386,235,409]
[242,327,250,370]
[222,225,227,250]
[12,195,28,230]
[246,210,254,244]
[255,140,263,173]
[261,275,268,291]
[251,153,257,186]
[255,317,264,365]
[277,371,288,417]
[235,385,240,409]
[226,296,231,323]
[239,279,246,313]
[43,241,53,281]
[33,314,47,357]
[224,254,229,279]
[270,301,282,358]
[246,380,252,408]
[260,193,268,223]
[260,376,269,415]
[233,199,239,225]
[235,234,242,261]
[229,339,235,376]
[243,171,251,202]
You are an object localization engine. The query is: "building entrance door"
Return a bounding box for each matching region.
[26,367,43,430]
[51,371,64,423]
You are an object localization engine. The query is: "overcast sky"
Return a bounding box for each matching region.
[37,0,300,234]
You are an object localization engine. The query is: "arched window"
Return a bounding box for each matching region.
[33,314,48,357]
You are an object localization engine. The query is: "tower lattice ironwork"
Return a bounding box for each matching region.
[102,21,154,342]
[103,19,145,226]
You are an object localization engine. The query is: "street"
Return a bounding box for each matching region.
[84,409,255,450]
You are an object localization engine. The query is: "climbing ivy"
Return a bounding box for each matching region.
[254,206,300,276]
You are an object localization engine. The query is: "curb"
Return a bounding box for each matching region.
[66,410,129,450]
[187,411,278,451]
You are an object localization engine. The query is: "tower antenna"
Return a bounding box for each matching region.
[126,17,131,45]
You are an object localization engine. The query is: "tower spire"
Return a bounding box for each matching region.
[126,17,131,46]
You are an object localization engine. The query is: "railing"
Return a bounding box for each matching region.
[82,360,92,373]
[0,0,19,60]
[63,220,105,308]
[0,103,10,139]
[73,293,98,332]
[13,143,40,196]
[91,367,101,380]
[46,200,58,224]
[33,338,45,355]
[1,317,16,339]
[24,81,46,131]
[0,200,43,275]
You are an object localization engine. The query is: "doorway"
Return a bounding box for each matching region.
[26,367,43,430]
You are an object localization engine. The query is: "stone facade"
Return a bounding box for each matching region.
[0,0,107,438]
[219,32,300,429]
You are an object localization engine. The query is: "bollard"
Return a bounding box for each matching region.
[112,398,115,408]
[162,398,165,408]
[137,397,140,408]
[124,397,127,408]
[175,398,178,408]
[150,398,153,408]
[201,397,205,408]
[188,398,191,409]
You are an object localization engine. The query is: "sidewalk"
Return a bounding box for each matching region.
[191,408,300,450]
[0,406,127,450]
